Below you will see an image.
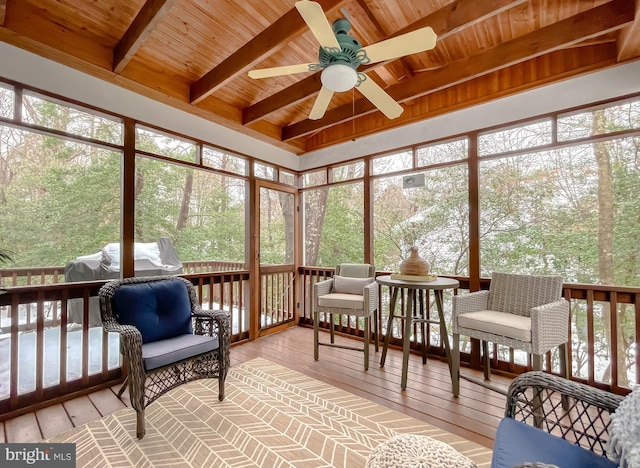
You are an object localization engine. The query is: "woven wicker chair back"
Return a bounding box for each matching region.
[487,272,563,317]
[335,263,375,278]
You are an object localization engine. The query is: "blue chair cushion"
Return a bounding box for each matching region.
[492,417,618,468]
[141,334,219,370]
[112,279,193,344]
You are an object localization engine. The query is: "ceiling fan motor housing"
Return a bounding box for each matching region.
[318,18,367,70]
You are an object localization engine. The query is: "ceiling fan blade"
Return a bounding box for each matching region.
[309,86,334,120]
[248,63,316,79]
[295,1,340,50]
[361,27,437,64]
[356,76,403,119]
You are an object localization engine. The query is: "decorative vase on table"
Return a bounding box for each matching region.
[399,246,430,276]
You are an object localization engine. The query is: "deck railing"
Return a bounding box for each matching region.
[0,261,246,287]
[299,267,640,393]
[260,264,296,330]
[1,263,636,419]
[0,267,250,419]
[0,266,66,287]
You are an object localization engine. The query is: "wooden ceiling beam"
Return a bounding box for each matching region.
[113,0,177,74]
[190,0,348,105]
[394,0,527,42]
[242,0,527,124]
[353,0,414,81]
[243,73,322,125]
[0,0,6,26]
[282,0,635,141]
[616,0,640,61]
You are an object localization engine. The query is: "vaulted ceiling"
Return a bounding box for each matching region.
[0,0,638,155]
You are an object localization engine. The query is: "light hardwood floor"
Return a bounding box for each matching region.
[1,326,512,448]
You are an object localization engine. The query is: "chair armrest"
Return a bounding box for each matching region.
[192,308,231,379]
[506,371,624,456]
[101,317,143,359]
[192,309,231,337]
[364,280,378,312]
[451,290,489,332]
[101,317,146,411]
[314,278,334,302]
[530,299,570,354]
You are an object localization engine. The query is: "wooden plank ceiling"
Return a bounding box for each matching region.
[0,0,638,155]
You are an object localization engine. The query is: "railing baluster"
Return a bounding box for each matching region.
[586,289,596,386]
[269,274,274,324]
[60,291,68,393]
[635,292,640,385]
[220,275,226,311]
[36,291,45,400]
[82,288,90,385]
[236,277,242,333]
[610,291,619,391]
[565,287,574,380]
[10,294,19,406]
[279,272,283,323]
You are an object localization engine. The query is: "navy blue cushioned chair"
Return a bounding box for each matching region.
[492,371,626,468]
[99,275,230,439]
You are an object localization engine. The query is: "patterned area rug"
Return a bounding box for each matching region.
[49,358,493,467]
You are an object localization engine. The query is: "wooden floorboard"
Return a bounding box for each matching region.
[35,405,74,440]
[87,388,128,416]
[2,326,512,449]
[4,413,41,442]
[62,396,103,428]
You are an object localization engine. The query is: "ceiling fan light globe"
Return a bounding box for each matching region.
[321,64,358,92]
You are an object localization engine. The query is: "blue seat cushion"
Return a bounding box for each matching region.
[112,279,193,344]
[142,334,219,370]
[492,417,617,468]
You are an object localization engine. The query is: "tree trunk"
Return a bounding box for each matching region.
[177,170,193,230]
[278,191,295,264]
[304,188,328,265]
[593,109,627,387]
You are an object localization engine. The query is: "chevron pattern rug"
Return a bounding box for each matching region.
[49,358,493,467]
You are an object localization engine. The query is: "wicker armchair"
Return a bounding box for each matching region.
[99,275,230,439]
[451,272,569,396]
[492,371,625,468]
[314,264,378,370]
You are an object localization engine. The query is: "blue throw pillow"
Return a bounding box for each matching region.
[112,279,193,344]
[492,417,617,468]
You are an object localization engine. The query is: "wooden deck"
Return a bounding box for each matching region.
[0,326,511,448]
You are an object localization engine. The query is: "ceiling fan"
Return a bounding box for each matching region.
[248,0,437,120]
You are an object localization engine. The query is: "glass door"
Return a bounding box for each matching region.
[257,182,297,333]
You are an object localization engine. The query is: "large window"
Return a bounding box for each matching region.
[202,147,247,175]
[259,187,294,264]
[479,119,552,155]
[301,97,639,386]
[371,150,413,175]
[303,182,364,266]
[0,98,123,394]
[134,156,246,269]
[133,124,247,273]
[478,108,640,384]
[558,99,640,141]
[0,84,14,118]
[479,132,639,287]
[136,126,196,162]
[373,140,469,275]
[0,105,122,272]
